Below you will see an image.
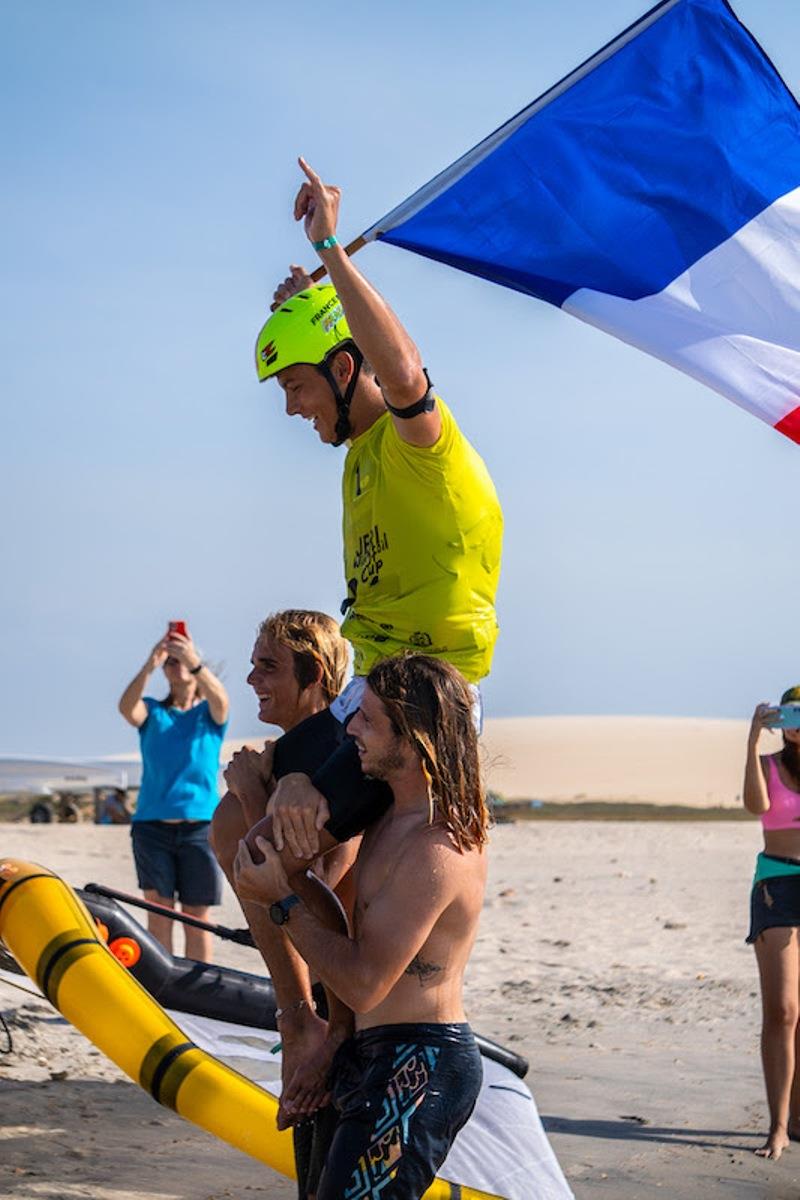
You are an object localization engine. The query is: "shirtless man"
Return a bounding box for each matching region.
[234,653,489,1199]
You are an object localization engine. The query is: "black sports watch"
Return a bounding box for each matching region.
[269,894,300,926]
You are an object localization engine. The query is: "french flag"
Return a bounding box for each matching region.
[362,0,800,443]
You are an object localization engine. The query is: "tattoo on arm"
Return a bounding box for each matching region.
[404,953,442,987]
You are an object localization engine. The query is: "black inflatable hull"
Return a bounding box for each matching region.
[77,887,529,1079]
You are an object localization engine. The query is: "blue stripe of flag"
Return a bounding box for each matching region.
[377,0,800,307]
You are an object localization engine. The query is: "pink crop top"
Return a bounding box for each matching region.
[761,756,800,831]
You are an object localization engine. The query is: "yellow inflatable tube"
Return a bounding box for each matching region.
[0,861,500,1200]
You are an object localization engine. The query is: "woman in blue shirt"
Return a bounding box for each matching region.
[119,626,229,961]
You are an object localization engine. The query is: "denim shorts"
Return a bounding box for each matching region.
[747,871,800,943]
[317,1022,482,1200]
[131,820,222,906]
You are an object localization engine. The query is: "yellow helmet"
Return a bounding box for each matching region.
[255,285,352,381]
[254,285,364,446]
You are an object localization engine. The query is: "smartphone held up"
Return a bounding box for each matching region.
[764,703,800,731]
[168,620,188,639]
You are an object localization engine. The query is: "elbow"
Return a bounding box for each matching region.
[742,791,768,816]
[348,991,381,1016]
[342,972,390,1015]
[381,359,426,404]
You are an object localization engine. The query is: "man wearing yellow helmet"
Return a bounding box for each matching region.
[255,281,363,448]
[222,158,502,1190]
[255,158,502,687]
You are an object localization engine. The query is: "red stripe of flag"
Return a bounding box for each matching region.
[775,406,800,444]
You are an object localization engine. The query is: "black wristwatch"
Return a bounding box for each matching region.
[269,894,300,926]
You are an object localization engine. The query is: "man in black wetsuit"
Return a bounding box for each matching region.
[211,609,362,1196]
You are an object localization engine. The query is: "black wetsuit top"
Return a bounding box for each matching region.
[272,707,392,844]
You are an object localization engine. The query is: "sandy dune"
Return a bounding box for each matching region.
[227,715,768,808]
[478,715,770,807]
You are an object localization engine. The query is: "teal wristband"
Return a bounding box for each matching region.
[312,235,339,252]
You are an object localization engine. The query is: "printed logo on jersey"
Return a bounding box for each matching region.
[353,524,389,589]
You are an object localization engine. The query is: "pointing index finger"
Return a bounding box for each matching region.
[298,156,322,188]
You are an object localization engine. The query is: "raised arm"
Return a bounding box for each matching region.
[743,704,772,815]
[294,158,441,448]
[118,639,167,728]
[167,630,229,726]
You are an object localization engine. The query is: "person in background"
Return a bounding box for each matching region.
[56,792,80,823]
[118,625,229,963]
[744,686,800,1159]
[99,787,132,825]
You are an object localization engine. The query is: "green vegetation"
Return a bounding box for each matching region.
[0,792,97,823]
[491,798,751,821]
[0,794,41,822]
[0,793,749,824]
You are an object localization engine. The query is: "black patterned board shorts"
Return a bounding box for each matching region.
[316,1022,482,1200]
[293,1105,339,1199]
[748,870,800,943]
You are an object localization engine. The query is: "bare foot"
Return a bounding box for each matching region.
[277,1008,328,1130]
[283,1022,350,1122]
[755,1128,790,1159]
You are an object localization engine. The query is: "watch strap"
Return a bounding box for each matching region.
[270,894,300,925]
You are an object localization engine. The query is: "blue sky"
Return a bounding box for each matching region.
[1,0,798,757]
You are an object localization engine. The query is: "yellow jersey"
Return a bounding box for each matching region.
[340,399,503,683]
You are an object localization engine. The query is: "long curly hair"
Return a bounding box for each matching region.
[366,654,488,851]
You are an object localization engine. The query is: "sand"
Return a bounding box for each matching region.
[2,819,798,1199]
[478,715,773,808]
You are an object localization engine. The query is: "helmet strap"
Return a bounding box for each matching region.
[317,344,365,447]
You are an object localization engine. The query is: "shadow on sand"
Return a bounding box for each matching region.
[541,1113,760,1153]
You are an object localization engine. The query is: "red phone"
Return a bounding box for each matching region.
[168,620,188,639]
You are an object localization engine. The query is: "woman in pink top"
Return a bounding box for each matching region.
[744,686,800,1160]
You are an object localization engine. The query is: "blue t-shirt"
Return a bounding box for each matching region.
[134,697,227,822]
